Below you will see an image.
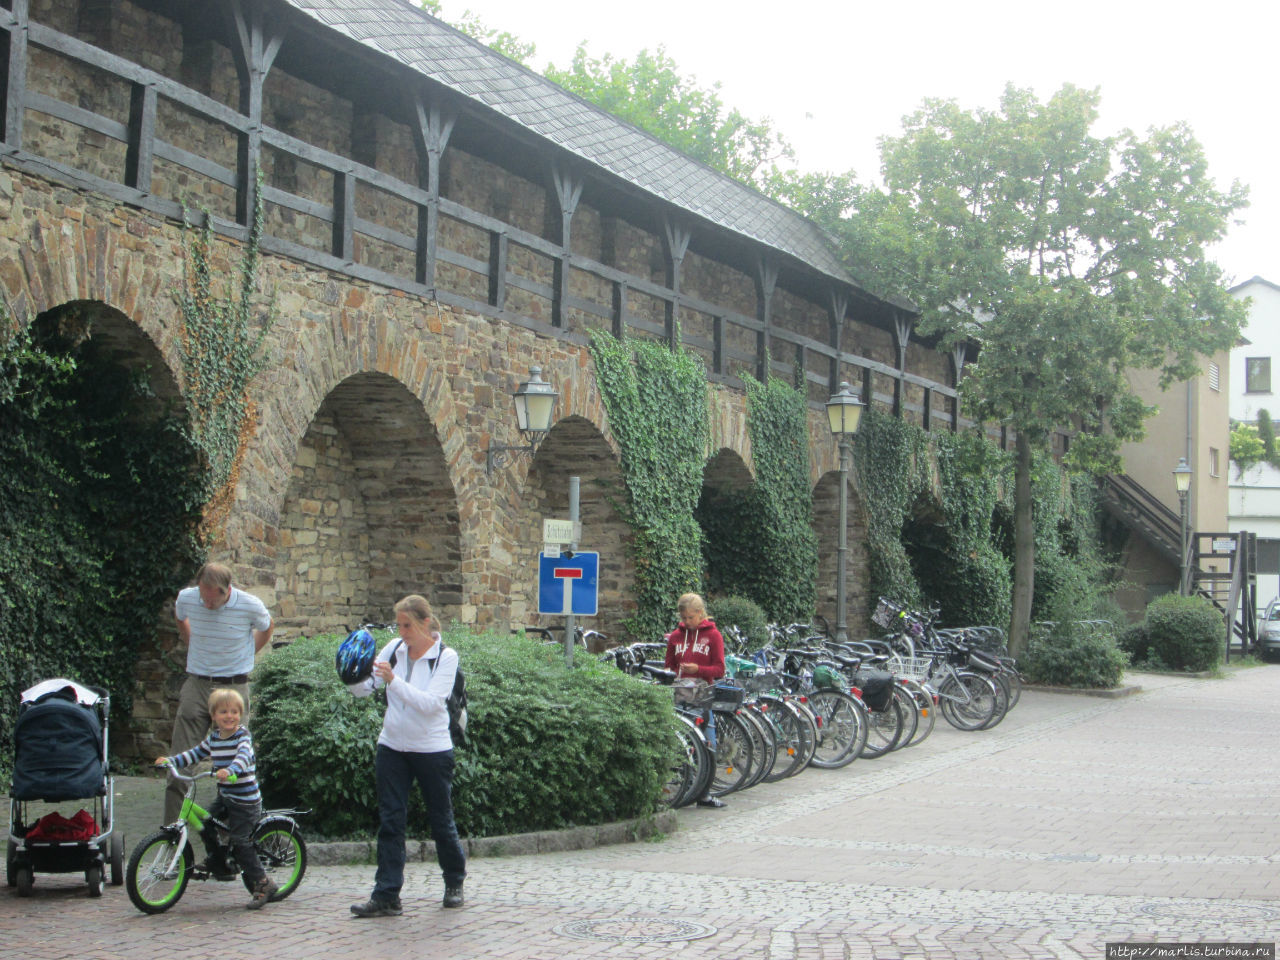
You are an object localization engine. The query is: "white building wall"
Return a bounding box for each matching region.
[1228,277,1280,608]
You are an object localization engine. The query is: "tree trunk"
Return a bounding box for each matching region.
[1009,431,1036,658]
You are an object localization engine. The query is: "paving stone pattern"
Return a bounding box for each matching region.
[3,669,1279,959]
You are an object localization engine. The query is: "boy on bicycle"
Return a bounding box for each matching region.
[156,688,278,909]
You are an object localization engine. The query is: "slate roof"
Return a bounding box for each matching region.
[281,0,864,290]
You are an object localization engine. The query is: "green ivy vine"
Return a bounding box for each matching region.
[589,330,709,638]
[698,372,817,622]
[176,184,275,541]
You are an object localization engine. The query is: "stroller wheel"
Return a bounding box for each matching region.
[15,866,33,897]
[5,840,16,887]
[86,862,103,897]
[109,833,125,886]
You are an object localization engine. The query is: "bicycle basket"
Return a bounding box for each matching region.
[887,655,933,680]
[871,598,900,629]
[672,679,714,708]
[725,654,758,678]
[712,683,745,707]
[811,664,843,689]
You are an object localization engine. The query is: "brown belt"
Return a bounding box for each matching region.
[189,673,250,684]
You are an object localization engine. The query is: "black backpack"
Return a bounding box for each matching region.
[389,641,468,748]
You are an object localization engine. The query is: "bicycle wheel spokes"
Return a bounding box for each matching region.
[709,710,755,797]
[126,831,192,914]
[861,695,905,757]
[807,690,867,769]
[939,672,998,730]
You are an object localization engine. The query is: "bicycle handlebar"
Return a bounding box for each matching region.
[156,758,238,784]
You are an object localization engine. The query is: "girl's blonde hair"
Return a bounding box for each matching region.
[394,594,440,632]
[208,687,244,716]
[677,592,706,617]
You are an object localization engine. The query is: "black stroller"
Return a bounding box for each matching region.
[6,679,123,897]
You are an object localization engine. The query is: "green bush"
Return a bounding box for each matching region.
[1141,593,1223,672]
[1020,621,1127,688]
[707,595,768,650]
[251,630,678,840]
[1117,622,1151,664]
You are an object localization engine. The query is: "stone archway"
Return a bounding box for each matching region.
[273,371,461,636]
[696,448,757,600]
[514,415,633,642]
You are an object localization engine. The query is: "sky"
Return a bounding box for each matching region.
[441,0,1277,287]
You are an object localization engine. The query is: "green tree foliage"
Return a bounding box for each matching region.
[1256,408,1278,463]
[0,313,203,779]
[545,45,792,186]
[841,84,1248,655]
[1229,422,1266,477]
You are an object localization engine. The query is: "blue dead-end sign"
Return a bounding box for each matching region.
[538,552,599,616]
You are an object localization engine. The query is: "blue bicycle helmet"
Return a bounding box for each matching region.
[336,628,376,684]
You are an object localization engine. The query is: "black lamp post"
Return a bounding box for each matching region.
[1173,457,1192,596]
[825,382,865,642]
[486,366,559,474]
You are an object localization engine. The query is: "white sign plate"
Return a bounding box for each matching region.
[1212,538,1236,553]
[543,519,580,544]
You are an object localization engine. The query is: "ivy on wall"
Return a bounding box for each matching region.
[0,309,204,779]
[176,187,275,542]
[589,331,709,638]
[699,373,818,622]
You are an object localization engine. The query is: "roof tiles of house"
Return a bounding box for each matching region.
[282,0,861,289]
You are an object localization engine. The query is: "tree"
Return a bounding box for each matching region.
[848,84,1248,656]
[545,45,792,186]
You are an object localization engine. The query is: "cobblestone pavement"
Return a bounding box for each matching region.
[4,668,1279,960]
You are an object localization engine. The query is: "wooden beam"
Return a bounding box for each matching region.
[1,0,28,151]
[124,81,156,194]
[411,93,455,289]
[333,169,355,263]
[755,256,778,382]
[663,217,691,347]
[226,0,285,228]
[550,162,583,329]
[828,288,848,396]
[488,231,507,310]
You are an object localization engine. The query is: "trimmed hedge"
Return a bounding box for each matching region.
[1138,593,1224,672]
[251,630,678,840]
[1020,622,1127,688]
[708,595,769,650]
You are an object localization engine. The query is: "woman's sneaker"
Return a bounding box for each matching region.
[246,877,279,910]
[350,898,403,917]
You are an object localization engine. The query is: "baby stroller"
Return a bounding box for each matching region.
[6,679,123,897]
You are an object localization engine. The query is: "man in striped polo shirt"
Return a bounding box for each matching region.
[164,563,273,823]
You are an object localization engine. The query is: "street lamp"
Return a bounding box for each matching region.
[486,366,559,474]
[1173,457,1192,596]
[826,382,865,642]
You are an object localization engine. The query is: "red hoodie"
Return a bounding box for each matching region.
[664,619,725,683]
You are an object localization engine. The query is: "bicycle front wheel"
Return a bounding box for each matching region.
[126,830,192,914]
[862,694,906,757]
[709,709,755,797]
[938,672,998,731]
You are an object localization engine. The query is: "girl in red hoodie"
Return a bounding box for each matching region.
[664,592,727,808]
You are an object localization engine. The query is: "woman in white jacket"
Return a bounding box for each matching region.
[347,594,466,917]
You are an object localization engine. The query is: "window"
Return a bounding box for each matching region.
[1246,357,1271,393]
[1209,361,1220,391]
[1210,447,1220,477]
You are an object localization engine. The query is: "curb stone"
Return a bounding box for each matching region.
[1023,683,1142,699]
[307,810,677,866]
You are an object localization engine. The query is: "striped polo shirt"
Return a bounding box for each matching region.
[175,586,271,677]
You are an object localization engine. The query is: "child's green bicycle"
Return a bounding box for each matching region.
[125,761,308,914]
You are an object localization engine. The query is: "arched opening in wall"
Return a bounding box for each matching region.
[517,416,631,646]
[695,449,756,602]
[273,373,460,636]
[811,469,869,636]
[902,495,1010,628]
[0,301,202,763]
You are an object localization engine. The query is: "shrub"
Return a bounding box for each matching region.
[1020,621,1127,688]
[251,629,678,840]
[1117,622,1151,663]
[707,595,768,650]
[1142,593,1223,672]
